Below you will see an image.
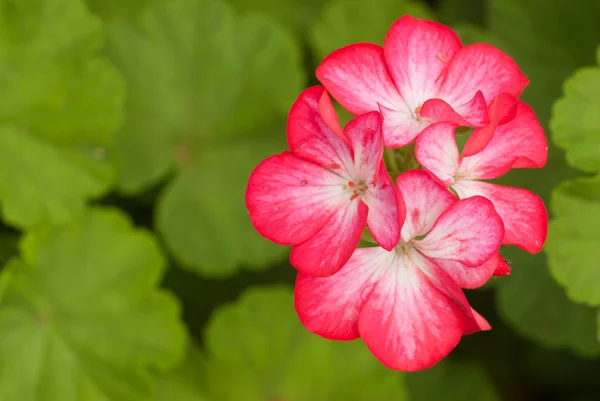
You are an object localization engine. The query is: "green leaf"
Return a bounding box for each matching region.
[437,0,484,26]
[310,0,433,61]
[86,0,150,19]
[598,310,600,343]
[202,285,408,401]
[0,208,187,401]
[488,0,600,123]
[229,0,324,36]
[156,138,288,277]
[406,360,500,401]
[156,345,208,401]
[0,229,18,270]
[496,255,600,358]
[107,0,303,277]
[546,177,600,305]
[0,0,125,228]
[551,54,600,172]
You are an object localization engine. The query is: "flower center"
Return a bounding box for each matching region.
[347,180,368,200]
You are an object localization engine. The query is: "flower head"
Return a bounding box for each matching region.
[246,86,401,276]
[295,171,505,371]
[415,102,548,253]
[316,15,528,148]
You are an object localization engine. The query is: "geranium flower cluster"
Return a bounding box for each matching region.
[246,16,548,371]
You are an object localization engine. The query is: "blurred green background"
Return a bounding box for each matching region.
[0,0,599,400]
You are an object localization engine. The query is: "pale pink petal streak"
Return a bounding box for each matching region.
[379,104,428,147]
[452,181,547,253]
[415,196,504,266]
[415,122,460,186]
[317,44,404,115]
[294,247,393,340]
[290,199,369,276]
[396,170,456,241]
[363,162,401,250]
[358,251,464,371]
[383,15,462,110]
[246,152,346,245]
[287,86,354,175]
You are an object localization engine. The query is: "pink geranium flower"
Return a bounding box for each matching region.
[415,102,548,253]
[295,170,505,371]
[246,86,400,277]
[316,15,528,149]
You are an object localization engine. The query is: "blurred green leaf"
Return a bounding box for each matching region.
[546,177,600,305]
[156,345,208,401]
[310,0,433,61]
[106,0,304,277]
[488,0,600,123]
[551,51,600,172]
[0,229,18,269]
[406,360,500,401]
[202,285,407,401]
[496,255,600,358]
[229,0,324,37]
[0,0,125,228]
[437,0,484,26]
[87,0,150,19]
[0,208,187,401]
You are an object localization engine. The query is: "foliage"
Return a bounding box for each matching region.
[0,0,597,399]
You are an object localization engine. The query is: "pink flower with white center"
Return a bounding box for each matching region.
[246,86,400,277]
[295,170,505,371]
[415,101,548,253]
[316,15,528,148]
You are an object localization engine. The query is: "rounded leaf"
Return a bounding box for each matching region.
[107,0,304,277]
[203,286,408,401]
[0,208,188,401]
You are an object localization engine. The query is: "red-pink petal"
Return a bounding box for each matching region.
[415,251,491,334]
[317,43,403,115]
[415,196,505,266]
[494,256,511,276]
[344,111,383,185]
[415,122,460,186]
[290,199,369,276]
[420,91,488,127]
[358,250,464,371]
[363,161,401,250]
[431,252,501,289]
[318,89,346,142]
[452,181,547,253]
[246,152,346,245]
[396,170,457,241]
[466,308,492,334]
[294,247,393,340]
[462,93,518,157]
[287,86,354,174]
[379,104,428,147]
[383,15,462,110]
[459,102,548,179]
[437,43,529,107]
